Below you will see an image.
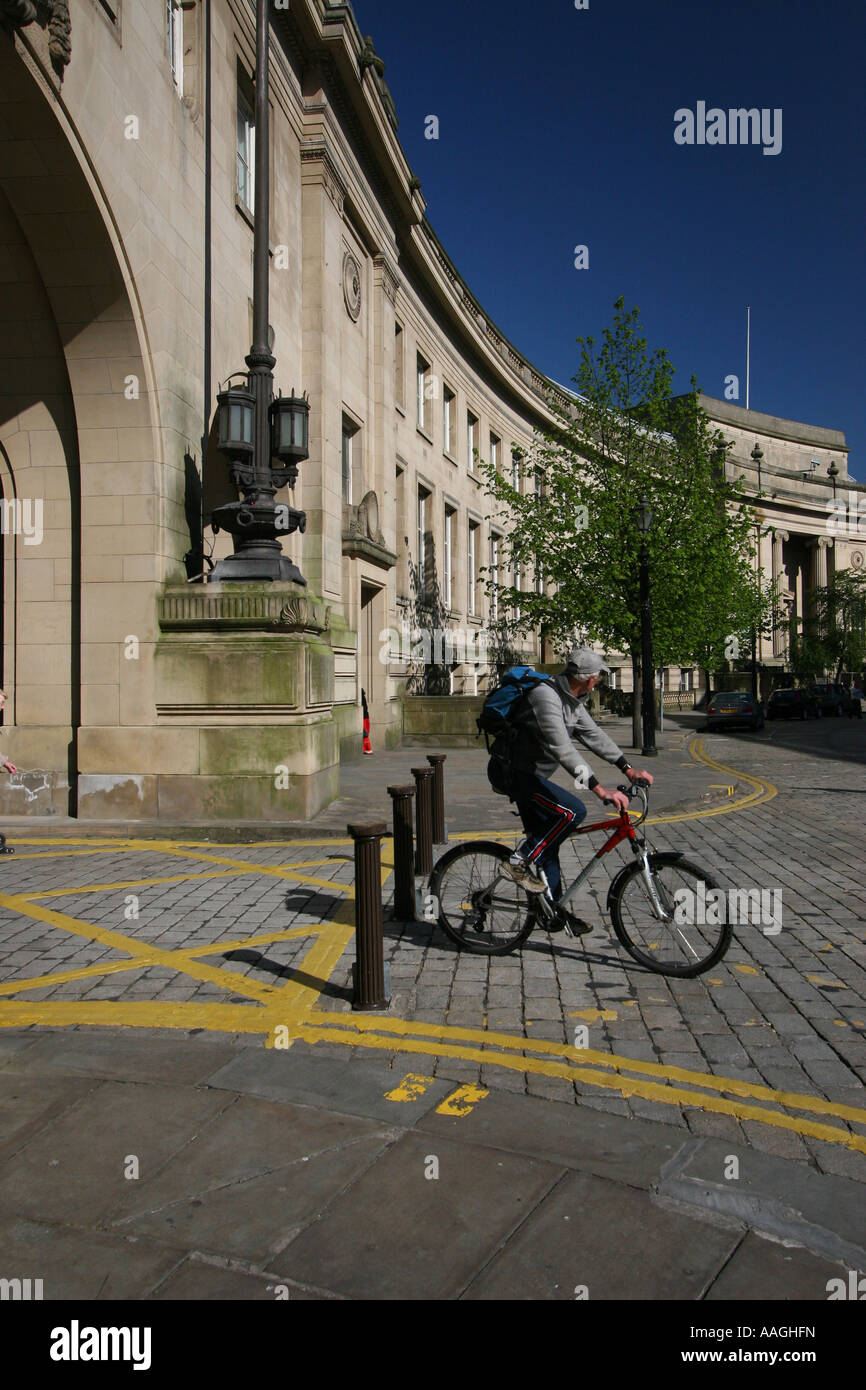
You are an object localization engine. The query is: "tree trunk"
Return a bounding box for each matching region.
[632,653,642,749]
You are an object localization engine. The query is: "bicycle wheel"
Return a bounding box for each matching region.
[429,841,536,955]
[609,852,731,977]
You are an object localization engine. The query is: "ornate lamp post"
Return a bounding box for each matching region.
[210,0,307,583]
[633,494,657,756]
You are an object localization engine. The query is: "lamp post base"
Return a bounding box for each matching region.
[210,552,306,584]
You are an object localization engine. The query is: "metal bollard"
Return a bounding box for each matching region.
[426,753,447,843]
[347,821,390,1011]
[411,766,434,876]
[387,784,416,921]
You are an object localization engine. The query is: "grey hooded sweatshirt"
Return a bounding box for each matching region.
[510,674,629,787]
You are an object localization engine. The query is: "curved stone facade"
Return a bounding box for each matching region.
[0,0,858,819]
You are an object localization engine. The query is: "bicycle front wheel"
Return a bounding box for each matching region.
[429,841,535,955]
[609,852,731,977]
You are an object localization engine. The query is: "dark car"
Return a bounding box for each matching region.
[809,683,851,716]
[705,691,764,731]
[766,687,821,721]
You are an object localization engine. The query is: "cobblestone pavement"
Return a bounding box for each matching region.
[0,718,864,1187]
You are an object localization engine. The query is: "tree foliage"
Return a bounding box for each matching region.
[479,299,772,675]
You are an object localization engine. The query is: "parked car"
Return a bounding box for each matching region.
[705,691,764,731]
[766,687,822,721]
[809,683,852,716]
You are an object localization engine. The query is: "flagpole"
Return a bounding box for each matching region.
[745,306,751,411]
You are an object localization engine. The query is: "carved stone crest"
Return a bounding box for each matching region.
[0,0,71,78]
[342,250,362,322]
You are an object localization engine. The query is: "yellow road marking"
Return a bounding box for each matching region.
[0,892,282,1005]
[385,1073,436,1102]
[24,870,250,898]
[806,975,845,989]
[435,1084,489,1117]
[300,1023,866,1152]
[734,964,759,975]
[303,1011,866,1128]
[568,1009,618,1022]
[0,923,328,998]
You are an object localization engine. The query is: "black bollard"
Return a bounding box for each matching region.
[410,766,434,876]
[426,753,447,843]
[347,821,390,1011]
[387,784,416,921]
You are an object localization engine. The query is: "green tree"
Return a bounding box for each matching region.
[792,571,866,681]
[479,299,772,747]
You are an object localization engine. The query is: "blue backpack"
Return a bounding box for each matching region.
[478,667,551,796]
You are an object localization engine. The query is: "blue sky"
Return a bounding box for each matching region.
[356,0,865,479]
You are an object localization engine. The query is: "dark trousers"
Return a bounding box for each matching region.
[512,771,587,901]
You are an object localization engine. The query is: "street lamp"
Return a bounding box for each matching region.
[209,0,308,584]
[633,494,657,756]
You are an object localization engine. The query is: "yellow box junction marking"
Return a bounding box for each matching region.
[435,1084,489,1117]
[385,1073,436,1103]
[0,811,863,1152]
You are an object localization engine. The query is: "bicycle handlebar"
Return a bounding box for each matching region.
[601,779,650,825]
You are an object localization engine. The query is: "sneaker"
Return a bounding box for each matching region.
[549,908,592,936]
[500,859,548,894]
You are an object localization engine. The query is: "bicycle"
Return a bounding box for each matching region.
[428,781,729,977]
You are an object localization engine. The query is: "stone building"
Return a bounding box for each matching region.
[0,0,860,823]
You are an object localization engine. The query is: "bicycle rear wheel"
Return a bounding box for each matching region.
[429,841,535,955]
[609,852,731,977]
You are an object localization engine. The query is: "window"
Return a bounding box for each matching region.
[444,505,455,610]
[511,449,521,493]
[514,559,522,621]
[417,485,431,596]
[467,521,478,617]
[342,418,359,504]
[489,533,500,619]
[443,387,456,456]
[417,354,432,433]
[467,411,478,473]
[489,433,500,474]
[166,0,184,94]
[237,74,255,211]
[394,322,404,405]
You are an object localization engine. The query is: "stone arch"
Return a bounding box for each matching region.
[0,37,163,815]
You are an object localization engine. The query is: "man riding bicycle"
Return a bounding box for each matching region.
[500,647,654,931]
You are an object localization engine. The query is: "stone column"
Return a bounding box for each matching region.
[772,529,789,658]
[815,536,831,589]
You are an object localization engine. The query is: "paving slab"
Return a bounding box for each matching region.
[118,1130,392,1264]
[150,1259,335,1300]
[416,1086,683,1188]
[0,1081,231,1226]
[272,1130,562,1299]
[0,1214,182,1300]
[205,1045,455,1124]
[656,1137,866,1267]
[463,1168,740,1300]
[0,1073,102,1164]
[704,1230,850,1301]
[0,1029,239,1086]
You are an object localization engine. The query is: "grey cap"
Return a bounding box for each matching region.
[564,646,610,677]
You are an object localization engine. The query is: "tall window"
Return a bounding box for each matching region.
[467,521,478,617]
[166,0,184,94]
[417,354,432,433]
[394,322,404,405]
[467,411,478,473]
[342,418,359,504]
[417,485,431,596]
[443,387,456,456]
[237,74,255,211]
[511,449,521,492]
[444,505,455,609]
[489,433,500,474]
[514,559,522,621]
[489,533,500,619]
